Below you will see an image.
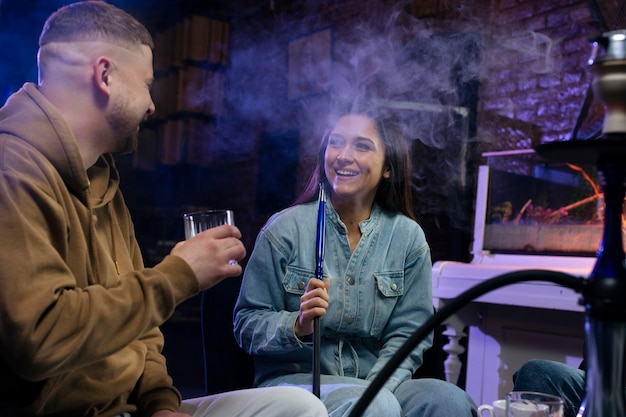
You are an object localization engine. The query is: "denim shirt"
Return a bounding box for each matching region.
[233,201,433,392]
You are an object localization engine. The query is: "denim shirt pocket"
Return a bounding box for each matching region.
[283,265,315,312]
[371,271,404,336]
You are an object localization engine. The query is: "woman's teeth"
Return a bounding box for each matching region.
[337,170,357,176]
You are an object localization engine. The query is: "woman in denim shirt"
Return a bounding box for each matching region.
[233,108,476,417]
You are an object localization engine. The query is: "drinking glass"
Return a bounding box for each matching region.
[506,391,564,417]
[183,209,235,239]
[183,209,237,264]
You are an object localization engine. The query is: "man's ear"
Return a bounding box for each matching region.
[93,56,113,95]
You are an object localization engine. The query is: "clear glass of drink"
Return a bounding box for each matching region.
[506,391,564,417]
[183,209,235,240]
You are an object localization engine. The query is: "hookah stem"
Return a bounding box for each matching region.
[313,183,326,398]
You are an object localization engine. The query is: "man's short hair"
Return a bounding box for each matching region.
[39,1,154,50]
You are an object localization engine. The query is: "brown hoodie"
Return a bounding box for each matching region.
[0,83,199,416]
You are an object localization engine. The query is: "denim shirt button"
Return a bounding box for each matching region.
[347,277,355,285]
[390,283,398,291]
[347,315,354,324]
[298,282,305,290]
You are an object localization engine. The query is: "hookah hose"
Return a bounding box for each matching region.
[347,269,587,417]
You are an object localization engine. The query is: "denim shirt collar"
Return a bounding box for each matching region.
[326,201,382,235]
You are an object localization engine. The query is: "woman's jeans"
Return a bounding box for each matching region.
[261,373,477,417]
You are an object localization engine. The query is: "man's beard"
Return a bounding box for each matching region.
[106,102,141,154]
[115,130,139,155]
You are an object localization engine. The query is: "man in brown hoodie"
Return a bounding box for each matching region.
[0,2,327,417]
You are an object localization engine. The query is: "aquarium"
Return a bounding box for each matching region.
[475,149,609,256]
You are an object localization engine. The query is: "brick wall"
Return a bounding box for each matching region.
[226,0,597,154]
[475,0,596,149]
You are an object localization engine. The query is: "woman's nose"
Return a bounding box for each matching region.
[337,148,354,162]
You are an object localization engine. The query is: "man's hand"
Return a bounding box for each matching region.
[171,224,246,291]
[294,278,330,338]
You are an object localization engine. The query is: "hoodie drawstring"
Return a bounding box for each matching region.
[107,204,120,275]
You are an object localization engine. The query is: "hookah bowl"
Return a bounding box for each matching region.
[536,29,626,417]
[590,31,626,135]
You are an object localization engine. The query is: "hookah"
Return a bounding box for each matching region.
[348,30,626,417]
[540,29,626,417]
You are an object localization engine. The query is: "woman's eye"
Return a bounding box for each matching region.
[355,142,373,151]
[328,137,343,148]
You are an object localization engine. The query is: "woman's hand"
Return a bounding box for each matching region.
[295,278,330,338]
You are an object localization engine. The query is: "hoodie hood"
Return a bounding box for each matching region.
[0,82,119,205]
